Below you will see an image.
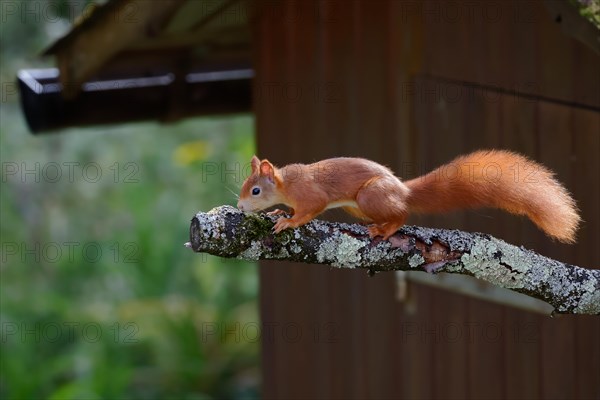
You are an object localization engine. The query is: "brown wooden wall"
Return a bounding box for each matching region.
[251,1,600,398]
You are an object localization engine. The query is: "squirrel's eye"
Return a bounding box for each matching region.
[252,187,261,196]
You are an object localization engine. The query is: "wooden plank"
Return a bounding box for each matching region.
[500,93,541,400]
[396,282,435,400]
[571,43,600,110]
[535,4,574,112]
[314,2,379,396]
[352,2,402,399]
[319,0,353,158]
[411,76,470,399]
[463,80,505,400]
[385,0,420,166]
[466,301,507,399]
[421,0,473,82]
[510,1,537,100]
[420,0,599,109]
[429,288,469,400]
[389,2,432,399]
[253,2,295,398]
[318,1,360,398]
[575,315,600,399]
[570,94,600,270]
[328,270,368,400]
[354,0,387,158]
[503,309,542,400]
[538,101,577,399]
[271,1,329,397]
[430,80,471,400]
[571,108,600,399]
[402,77,437,400]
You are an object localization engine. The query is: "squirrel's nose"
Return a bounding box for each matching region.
[237,201,244,211]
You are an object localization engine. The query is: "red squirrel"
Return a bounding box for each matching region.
[237,150,580,243]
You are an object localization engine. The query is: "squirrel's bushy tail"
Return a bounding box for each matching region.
[404,150,580,243]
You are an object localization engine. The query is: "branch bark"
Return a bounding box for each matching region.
[186,206,600,315]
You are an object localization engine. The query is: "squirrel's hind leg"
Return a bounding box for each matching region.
[355,177,409,240]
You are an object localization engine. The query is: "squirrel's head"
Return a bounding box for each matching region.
[237,156,284,212]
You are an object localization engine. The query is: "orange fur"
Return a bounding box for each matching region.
[237,151,580,243]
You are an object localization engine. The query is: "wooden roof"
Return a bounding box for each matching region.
[43,0,251,98]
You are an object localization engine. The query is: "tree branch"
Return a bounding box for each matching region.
[186,206,600,315]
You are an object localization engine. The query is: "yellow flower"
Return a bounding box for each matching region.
[173,140,211,166]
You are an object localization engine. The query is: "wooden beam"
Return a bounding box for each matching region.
[48,0,186,98]
[543,0,600,55]
[18,66,252,133]
[131,25,250,51]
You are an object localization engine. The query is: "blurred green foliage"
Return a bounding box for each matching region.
[571,0,600,29]
[1,1,259,399]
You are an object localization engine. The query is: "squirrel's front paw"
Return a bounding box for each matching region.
[273,217,293,234]
[267,209,286,216]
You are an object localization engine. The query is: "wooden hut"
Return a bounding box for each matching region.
[21,1,599,398]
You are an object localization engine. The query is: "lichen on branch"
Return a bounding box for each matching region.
[187,206,600,315]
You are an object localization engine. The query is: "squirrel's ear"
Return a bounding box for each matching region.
[259,160,275,182]
[250,155,260,173]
